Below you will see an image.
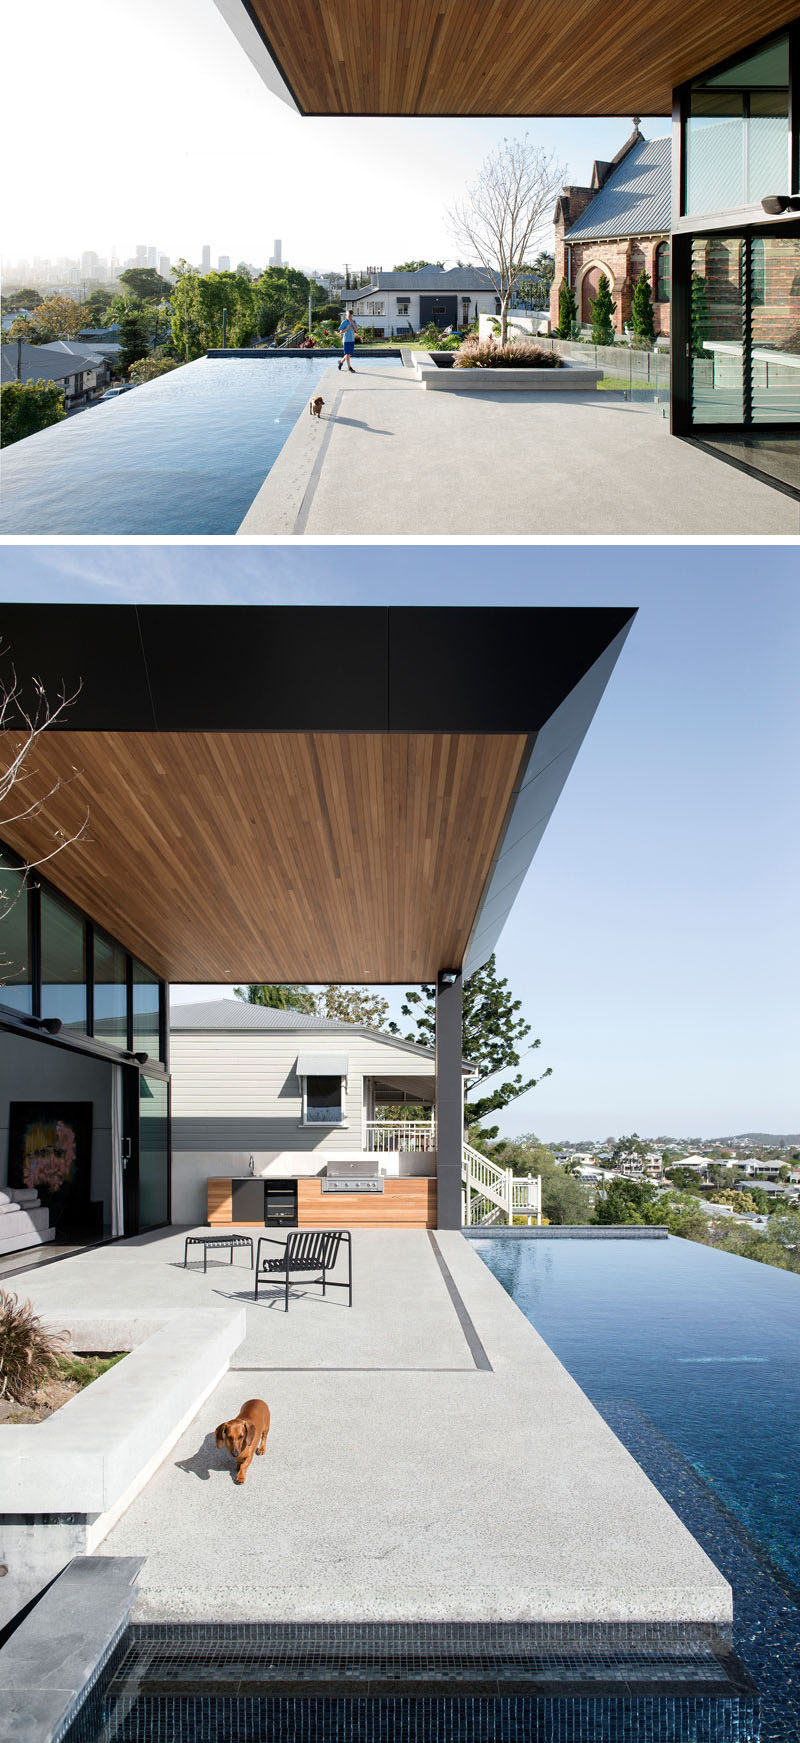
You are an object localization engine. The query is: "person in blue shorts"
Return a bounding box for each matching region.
[337,309,359,371]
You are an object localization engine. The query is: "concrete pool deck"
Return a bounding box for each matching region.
[12,1228,731,1628]
[238,361,798,536]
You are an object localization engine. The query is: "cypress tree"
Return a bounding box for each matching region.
[557,277,577,338]
[590,273,616,345]
[631,268,655,343]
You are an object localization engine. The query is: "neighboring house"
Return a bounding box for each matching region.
[170,998,473,1224]
[551,125,671,338]
[43,339,118,392]
[0,340,100,406]
[347,267,500,336]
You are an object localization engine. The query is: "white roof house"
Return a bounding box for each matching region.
[347,267,500,337]
[169,998,472,1223]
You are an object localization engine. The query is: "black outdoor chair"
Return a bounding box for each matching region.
[254,1229,353,1312]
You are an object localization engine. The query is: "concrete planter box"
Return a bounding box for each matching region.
[0,1307,245,1628]
[414,356,602,391]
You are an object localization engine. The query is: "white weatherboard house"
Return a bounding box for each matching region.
[347,267,501,336]
[170,999,471,1224]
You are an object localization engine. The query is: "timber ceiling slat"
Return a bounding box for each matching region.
[245,0,796,114]
[0,731,527,985]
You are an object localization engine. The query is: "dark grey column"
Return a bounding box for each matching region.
[435,968,463,1229]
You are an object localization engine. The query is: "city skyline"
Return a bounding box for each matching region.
[6,0,667,266]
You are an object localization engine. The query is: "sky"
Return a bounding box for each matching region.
[1,547,797,1143]
[3,0,668,272]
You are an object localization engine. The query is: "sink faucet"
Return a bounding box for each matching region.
[249,1154,255,1176]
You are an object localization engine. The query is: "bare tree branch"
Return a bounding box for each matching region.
[448,135,565,343]
[0,642,88,982]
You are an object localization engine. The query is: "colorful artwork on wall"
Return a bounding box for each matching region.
[7,1102,93,1235]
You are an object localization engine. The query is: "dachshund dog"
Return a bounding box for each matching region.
[308,395,325,419]
[215,1398,270,1485]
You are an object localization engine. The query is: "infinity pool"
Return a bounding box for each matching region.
[472,1234,800,1584]
[0,354,396,534]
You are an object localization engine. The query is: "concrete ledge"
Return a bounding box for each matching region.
[0,1556,143,1743]
[415,359,603,391]
[465,1225,670,1239]
[0,1308,245,1513]
[205,347,402,359]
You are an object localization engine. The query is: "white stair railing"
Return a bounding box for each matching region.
[462,1142,541,1227]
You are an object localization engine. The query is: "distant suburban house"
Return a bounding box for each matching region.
[1,339,102,406]
[170,998,473,1224]
[348,267,500,336]
[550,125,671,338]
[43,340,118,391]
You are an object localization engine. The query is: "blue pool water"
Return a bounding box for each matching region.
[472,1235,800,1588]
[0,355,396,534]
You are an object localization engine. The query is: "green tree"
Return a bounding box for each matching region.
[391,954,550,1137]
[315,987,390,1028]
[128,354,178,385]
[556,278,577,338]
[609,1133,652,1172]
[20,295,86,343]
[630,268,655,343]
[1,379,65,446]
[541,1168,594,1225]
[234,983,317,1013]
[118,301,152,371]
[595,1177,655,1224]
[393,260,444,271]
[2,287,42,311]
[589,273,616,345]
[118,267,172,303]
[82,288,115,326]
[170,262,203,360]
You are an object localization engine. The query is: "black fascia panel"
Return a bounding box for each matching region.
[387,606,636,733]
[0,604,157,730]
[0,604,635,735]
[137,606,389,731]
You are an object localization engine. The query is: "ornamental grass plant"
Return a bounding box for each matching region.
[453,338,563,369]
[0,1288,70,1406]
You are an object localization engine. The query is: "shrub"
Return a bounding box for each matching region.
[128,355,179,386]
[0,1289,69,1405]
[1,378,66,447]
[454,338,563,370]
[589,273,616,346]
[631,268,655,343]
[557,278,577,339]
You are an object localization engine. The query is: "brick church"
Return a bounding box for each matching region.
[550,124,671,338]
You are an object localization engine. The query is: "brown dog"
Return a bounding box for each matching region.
[309,395,325,419]
[215,1398,270,1484]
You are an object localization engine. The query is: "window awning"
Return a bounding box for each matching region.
[296,1053,349,1078]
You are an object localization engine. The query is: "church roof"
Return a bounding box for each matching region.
[565,136,671,242]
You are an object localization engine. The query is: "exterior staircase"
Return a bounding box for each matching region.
[461,1143,541,1227]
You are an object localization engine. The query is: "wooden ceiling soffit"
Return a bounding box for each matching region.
[228,1,796,116]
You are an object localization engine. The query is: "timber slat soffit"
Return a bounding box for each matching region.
[222,0,797,115]
[0,606,635,984]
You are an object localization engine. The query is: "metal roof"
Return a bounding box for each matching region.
[169,997,438,1061]
[1,341,97,384]
[351,268,494,296]
[564,136,671,242]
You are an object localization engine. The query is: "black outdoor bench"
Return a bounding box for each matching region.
[184,1233,254,1274]
[254,1229,352,1312]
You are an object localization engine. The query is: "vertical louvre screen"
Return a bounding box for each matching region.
[690,236,744,424]
[750,237,800,424]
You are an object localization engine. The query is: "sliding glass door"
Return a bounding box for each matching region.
[138,1072,170,1231]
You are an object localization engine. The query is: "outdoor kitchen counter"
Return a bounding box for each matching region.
[206,1176,437,1228]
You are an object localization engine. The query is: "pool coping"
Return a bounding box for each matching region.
[0,1556,143,1743]
[465,1225,670,1239]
